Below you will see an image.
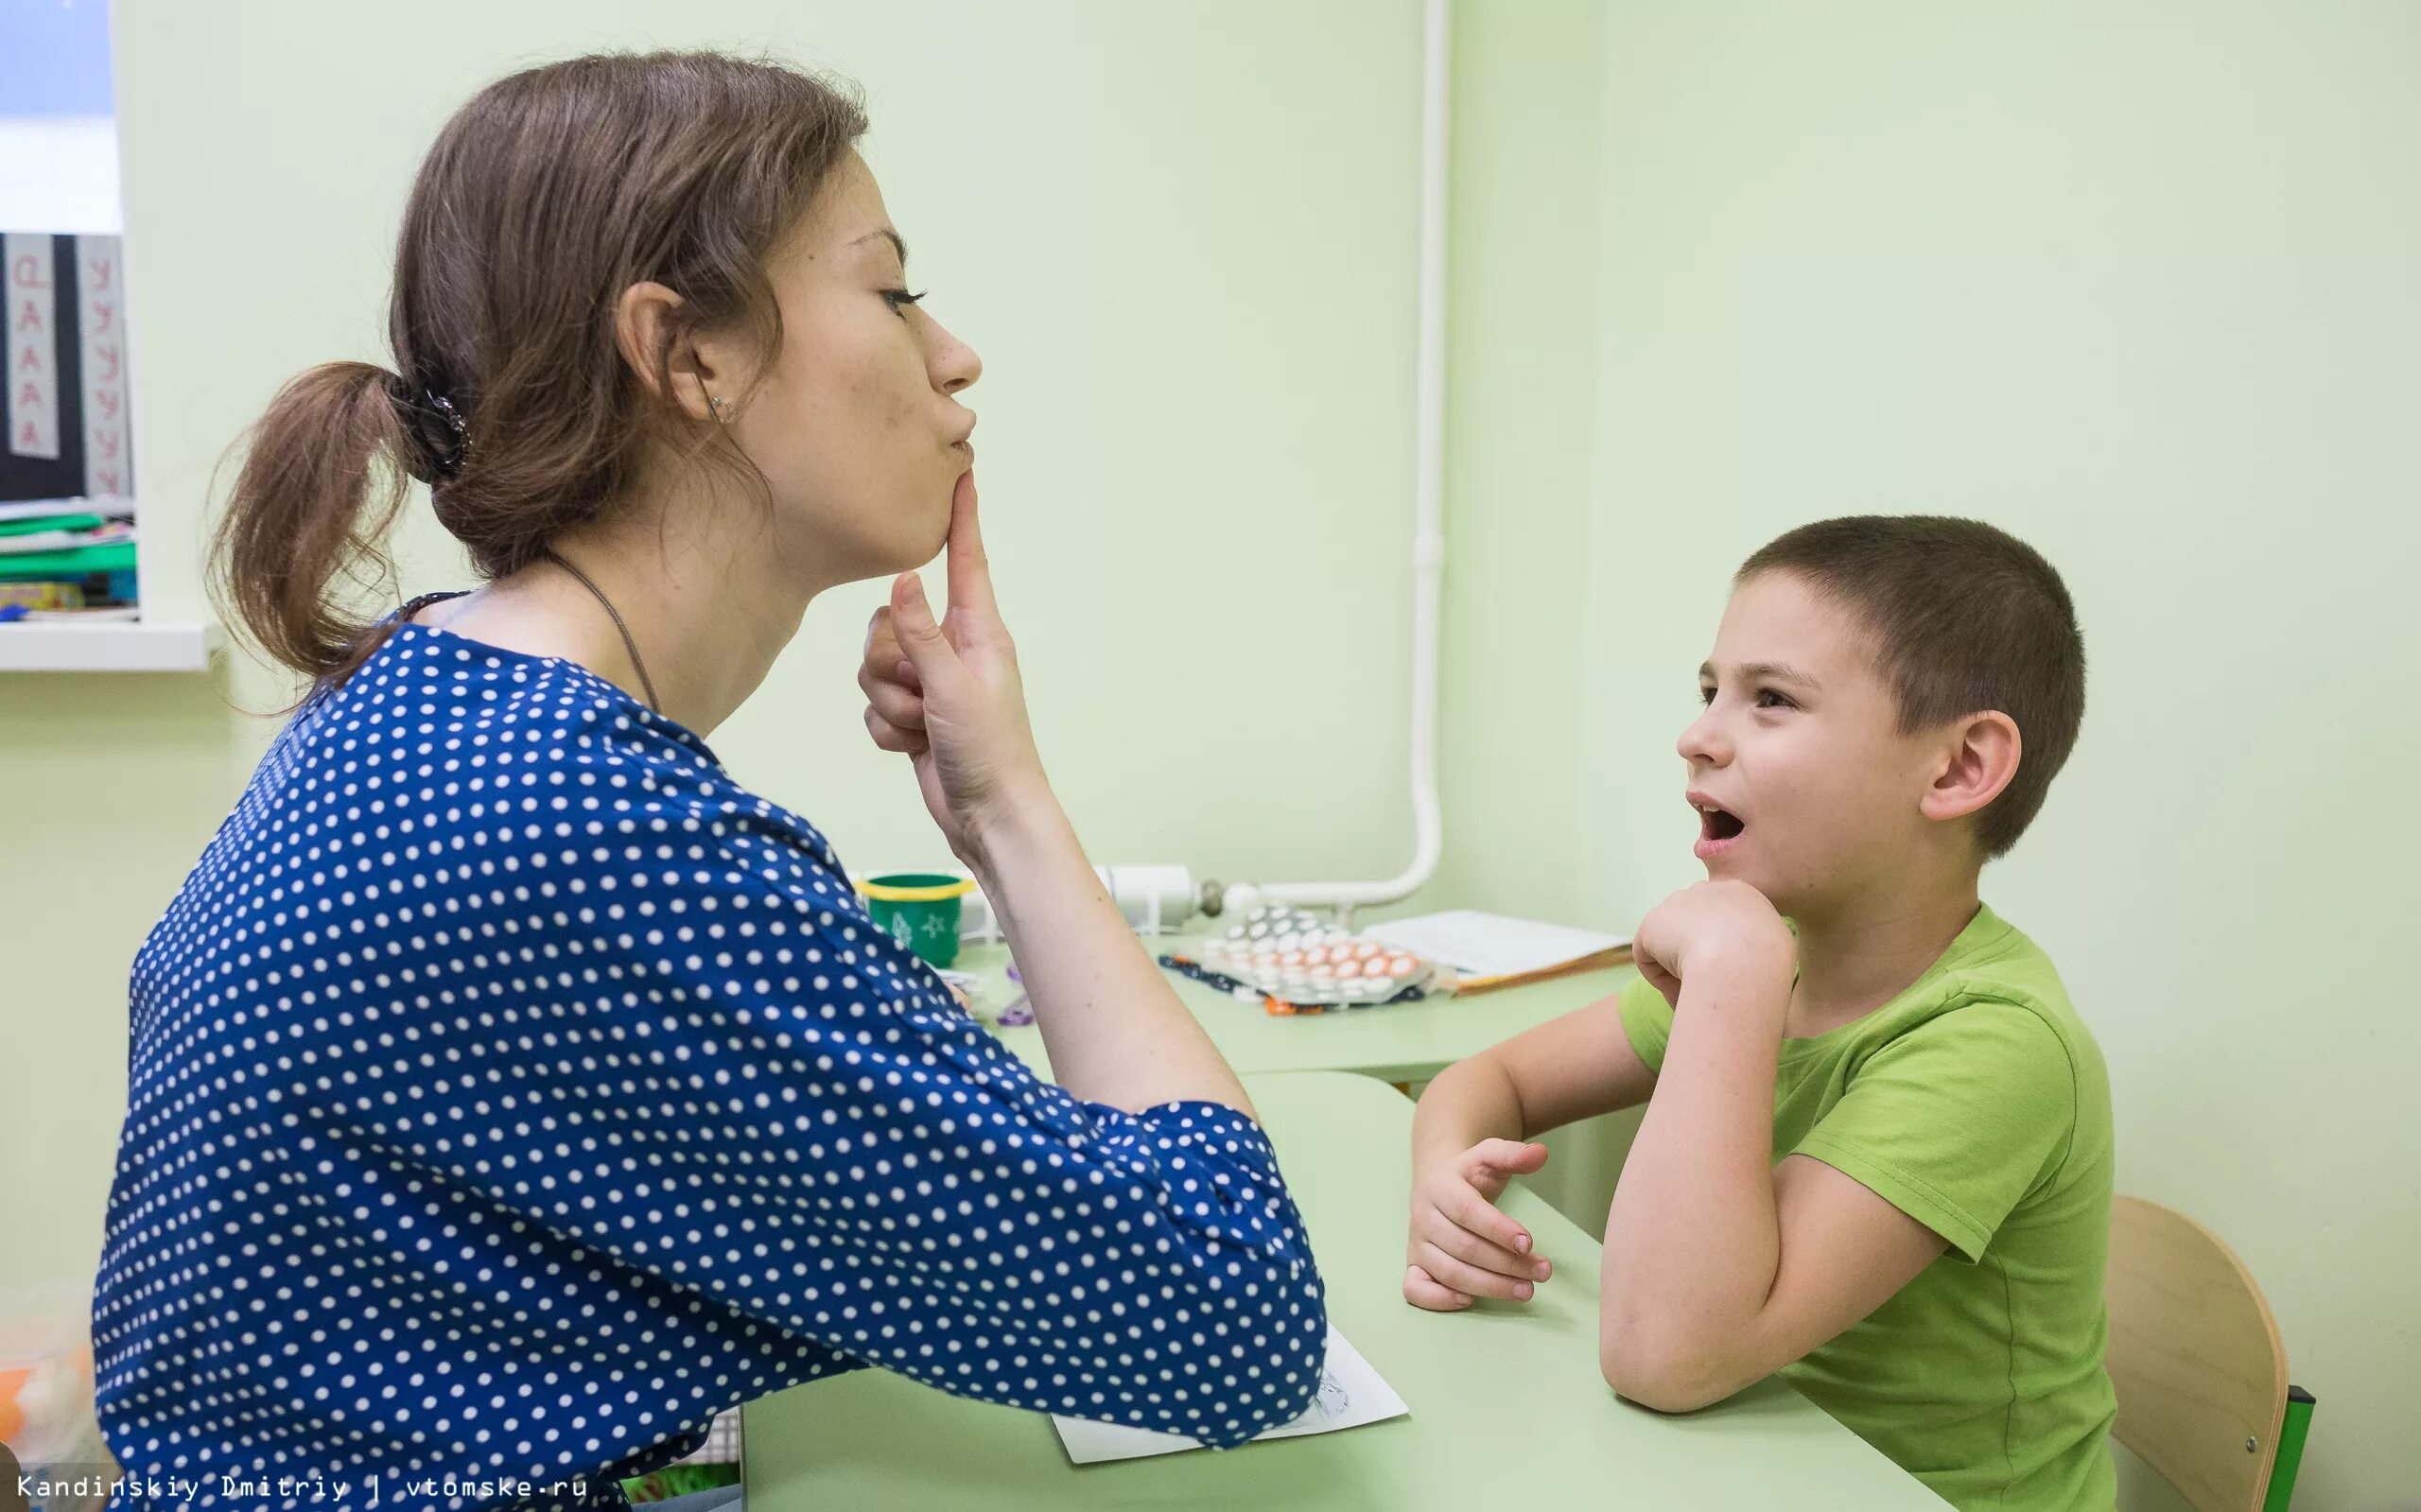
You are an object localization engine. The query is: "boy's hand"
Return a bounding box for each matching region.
[1632,879,1796,1008]
[1403,1138,1555,1311]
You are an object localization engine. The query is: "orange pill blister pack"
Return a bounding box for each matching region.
[1163,905,1439,1015]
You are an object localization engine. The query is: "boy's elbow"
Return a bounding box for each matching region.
[1598,1331,1738,1416]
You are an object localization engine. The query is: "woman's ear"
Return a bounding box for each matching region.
[1920,711,2022,826]
[613,280,721,424]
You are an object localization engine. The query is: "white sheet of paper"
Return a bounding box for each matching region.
[1361,910,1629,978]
[1050,1325,1407,1465]
[0,500,94,523]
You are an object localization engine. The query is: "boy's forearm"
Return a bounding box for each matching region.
[1599,960,1790,1397]
[1410,1054,1528,1176]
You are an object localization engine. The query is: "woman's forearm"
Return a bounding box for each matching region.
[968,793,1254,1117]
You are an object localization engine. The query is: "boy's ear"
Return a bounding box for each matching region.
[1920,711,2022,826]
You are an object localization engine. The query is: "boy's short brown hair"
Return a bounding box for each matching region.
[1739,515,2085,858]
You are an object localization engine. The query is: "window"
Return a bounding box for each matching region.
[1,0,136,619]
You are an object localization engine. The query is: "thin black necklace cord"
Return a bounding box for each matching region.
[538,547,663,716]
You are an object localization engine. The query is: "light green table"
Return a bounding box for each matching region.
[948,937,1650,1251]
[951,938,1636,1084]
[743,1070,1946,1509]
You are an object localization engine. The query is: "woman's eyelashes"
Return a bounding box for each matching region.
[882,287,929,314]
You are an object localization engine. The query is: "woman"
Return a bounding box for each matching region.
[93,52,1324,1512]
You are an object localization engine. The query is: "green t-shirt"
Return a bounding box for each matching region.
[1615,902,2117,1512]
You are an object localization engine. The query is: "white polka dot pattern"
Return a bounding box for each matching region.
[92,623,1328,1512]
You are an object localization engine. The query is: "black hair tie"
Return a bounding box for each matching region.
[388,374,471,484]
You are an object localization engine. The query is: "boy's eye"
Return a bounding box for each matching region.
[882,287,929,314]
[1754,687,1796,710]
[1698,685,1717,706]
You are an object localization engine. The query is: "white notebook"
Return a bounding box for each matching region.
[1050,1326,1406,1465]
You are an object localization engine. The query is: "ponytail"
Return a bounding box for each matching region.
[208,362,415,690]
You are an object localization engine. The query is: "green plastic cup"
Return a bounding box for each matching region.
[856,872,976,968]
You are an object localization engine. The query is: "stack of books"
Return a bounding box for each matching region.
[0,499,138,622]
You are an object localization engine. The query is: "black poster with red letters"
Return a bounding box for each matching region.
[4,231,132,505]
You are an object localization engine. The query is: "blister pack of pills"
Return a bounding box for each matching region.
[1159,905,1437,1015]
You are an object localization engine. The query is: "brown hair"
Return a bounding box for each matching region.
[1738,515,2086,858]
[209,51,867,688]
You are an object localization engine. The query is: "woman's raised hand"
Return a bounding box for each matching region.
[858,473,1053,869]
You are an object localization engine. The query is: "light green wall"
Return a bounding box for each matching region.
[1547,4,2416,1505]
[1437,0,1600,926]
[5,2,2413,1504]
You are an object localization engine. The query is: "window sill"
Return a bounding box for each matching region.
[0,620,218,671]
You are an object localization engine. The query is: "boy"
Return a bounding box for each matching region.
[1406,516,2115,1511]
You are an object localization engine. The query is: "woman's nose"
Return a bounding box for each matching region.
[931,318,982,394]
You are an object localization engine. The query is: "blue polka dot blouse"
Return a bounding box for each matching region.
[93,613,1327,1512]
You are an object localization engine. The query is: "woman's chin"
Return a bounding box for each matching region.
[820,482,960,584]
[918,477,964,554]
[906,514,951,570]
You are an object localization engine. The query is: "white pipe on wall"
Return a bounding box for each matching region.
[949,1,1454,940]
[1218,0,1452,927]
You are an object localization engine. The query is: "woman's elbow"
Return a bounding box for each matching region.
[1199,1264,1327,1439]
[1195,1353,1319,1450]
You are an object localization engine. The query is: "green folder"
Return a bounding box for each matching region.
[0,539,137,579]
[0,513,106,538]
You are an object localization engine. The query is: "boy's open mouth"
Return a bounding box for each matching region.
[1696,804,1745,843]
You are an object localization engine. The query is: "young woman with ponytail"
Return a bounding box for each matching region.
[93,51,1322,1512]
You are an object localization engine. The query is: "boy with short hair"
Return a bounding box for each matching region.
[1407,516,2115,1510]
